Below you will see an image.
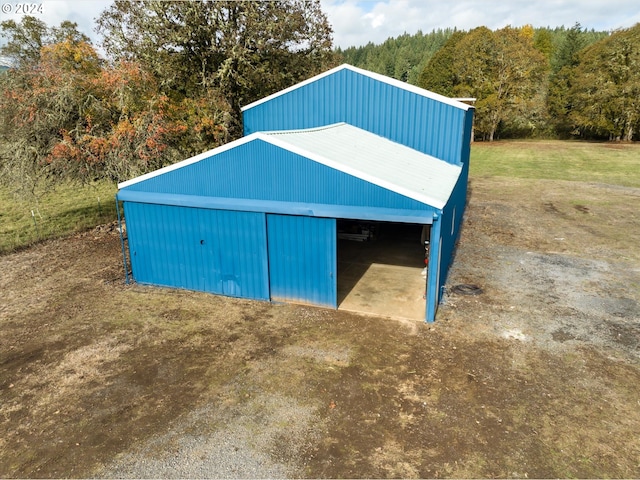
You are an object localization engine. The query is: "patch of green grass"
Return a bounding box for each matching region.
[470,140,640,187]
[0,181,118,254]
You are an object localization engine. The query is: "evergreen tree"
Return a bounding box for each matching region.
[340,28,455,85]
[552,22,585,73]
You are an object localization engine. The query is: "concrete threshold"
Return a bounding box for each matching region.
[338,262,426,322]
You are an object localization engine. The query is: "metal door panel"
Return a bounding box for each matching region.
[267,214,337,307]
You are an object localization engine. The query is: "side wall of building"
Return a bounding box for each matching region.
[437,107,475,301]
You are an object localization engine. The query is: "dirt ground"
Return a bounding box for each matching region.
[1,175,639,478]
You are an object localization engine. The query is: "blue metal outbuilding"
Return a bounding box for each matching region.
[116,64,474,322]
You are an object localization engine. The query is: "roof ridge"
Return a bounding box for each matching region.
[262,122,346,136]
[241,64,472,112]
[119,123,461,210]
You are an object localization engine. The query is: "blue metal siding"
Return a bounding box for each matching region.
[209,209,270,298]
[121,139,433,213]
[125,202,200,290]
[426,108,474,320]
[437,156,469,301]
[426,215,442,323]
[124,202,269,300]
[243,68,467,165]
[267,214,337,307]
[120,66,475,321]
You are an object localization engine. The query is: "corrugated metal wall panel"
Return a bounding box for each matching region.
[267,214,337,307]
[122,140,433,213]
[126,202,206,290]
[211,209,270,299]
[124,202,269,300]
[437,159,470,303]
[243,68,467,165]
[437,108,475,301]
[426,216,443,322]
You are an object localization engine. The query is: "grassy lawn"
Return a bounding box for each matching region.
[470,140,640,187]
[0,181,118,254]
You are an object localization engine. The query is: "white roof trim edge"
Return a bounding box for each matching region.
[117,133,261,189]
[241,63,472,112]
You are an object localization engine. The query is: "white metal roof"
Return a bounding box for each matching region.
[241,63,473,112]
[264,123,461,209]
[118,123,461,210]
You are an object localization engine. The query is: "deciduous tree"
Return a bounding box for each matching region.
[0,39,101,199]
[420,26,547,140]
[533,29,554,62]
[0,38,220,198]
[0,16,89,66]
[568,24,640,141]
[96,0,337,137]
[416,30,465,96]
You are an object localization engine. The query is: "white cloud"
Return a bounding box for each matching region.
[322,0,640,48]
[0,0,110,38]
[364,12,385,29]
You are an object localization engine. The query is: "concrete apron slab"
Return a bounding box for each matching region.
[338,262,426,322]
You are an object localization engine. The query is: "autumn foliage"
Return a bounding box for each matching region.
[1,4,335,197]
[0,33,230,198]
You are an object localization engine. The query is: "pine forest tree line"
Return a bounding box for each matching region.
[340,24,639,142]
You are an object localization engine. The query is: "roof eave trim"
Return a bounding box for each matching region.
[116,190,436,224]
[240,63,472,112]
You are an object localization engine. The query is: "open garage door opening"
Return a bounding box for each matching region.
[337,220,431,322]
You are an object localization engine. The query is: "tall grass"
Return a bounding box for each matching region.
[470,140,640,187]
[0,181,118,254]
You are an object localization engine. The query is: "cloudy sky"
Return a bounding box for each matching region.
[324,0,640,47]
[0,0,639,52]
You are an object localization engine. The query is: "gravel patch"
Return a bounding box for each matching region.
[97,394,321,479]
[445,243,640,360]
